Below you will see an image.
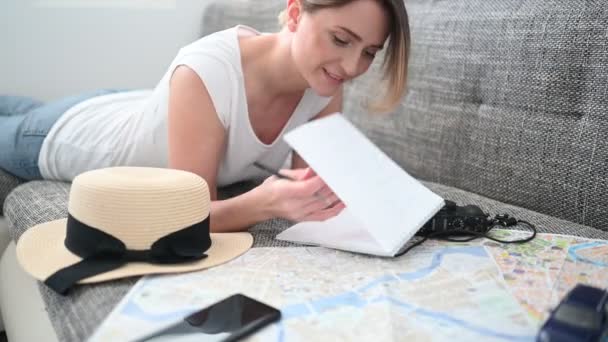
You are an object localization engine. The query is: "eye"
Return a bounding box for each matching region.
[332,34,350,47]
[364,50,377,58]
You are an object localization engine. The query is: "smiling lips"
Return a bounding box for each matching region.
[323,68,345,84]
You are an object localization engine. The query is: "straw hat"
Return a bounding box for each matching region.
[16,167,253,295]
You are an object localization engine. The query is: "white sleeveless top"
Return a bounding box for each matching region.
[38,25,333,185]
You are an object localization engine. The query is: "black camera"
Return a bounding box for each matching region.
[417,200,490,236]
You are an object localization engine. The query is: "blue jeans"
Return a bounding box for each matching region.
[0,89,122,180]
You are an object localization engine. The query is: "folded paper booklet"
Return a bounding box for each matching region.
[276,114,445,257]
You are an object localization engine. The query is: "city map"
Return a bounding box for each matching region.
[90,230,608,341]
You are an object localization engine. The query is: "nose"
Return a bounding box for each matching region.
[341,52,361,78]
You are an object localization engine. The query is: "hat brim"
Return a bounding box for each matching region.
[16,218,253,284]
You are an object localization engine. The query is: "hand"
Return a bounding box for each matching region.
[258,167,345,222]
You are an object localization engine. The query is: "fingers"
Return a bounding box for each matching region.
[272,174,341,207]
[300,167,317,180]
[261,173,325,203]
[277,168,300,179]
[261,167,345,222]
[307,192,341,210]
[298,202,346,222]
[313,185,334,198]
[273,167,325,197]
[324,193,342,207]
[295,192,344,221]
[279,167,317,181]
[288,176,326,197]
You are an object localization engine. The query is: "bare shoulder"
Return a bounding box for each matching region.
[168,65,224,137]
[167,65,226,199]
[171,65,203,87]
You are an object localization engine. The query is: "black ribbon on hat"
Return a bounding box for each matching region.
[44,214,211,295]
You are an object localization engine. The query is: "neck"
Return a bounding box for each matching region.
[240,29,308,102]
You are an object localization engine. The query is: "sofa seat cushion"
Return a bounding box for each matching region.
[5,180,608,341]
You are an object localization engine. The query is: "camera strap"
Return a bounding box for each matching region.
[395,211,537,257]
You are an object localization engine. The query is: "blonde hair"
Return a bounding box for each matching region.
[279,0,411,112]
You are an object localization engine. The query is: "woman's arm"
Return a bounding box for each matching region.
[168,66,270,232]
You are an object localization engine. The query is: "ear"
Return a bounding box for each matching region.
[286,0,301,32]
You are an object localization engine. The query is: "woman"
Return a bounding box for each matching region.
[0,0,410,232]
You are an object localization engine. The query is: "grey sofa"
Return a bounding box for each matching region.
[1,0,607,341]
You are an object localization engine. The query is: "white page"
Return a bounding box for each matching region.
[283,114,444,256]
[276,209,391,256]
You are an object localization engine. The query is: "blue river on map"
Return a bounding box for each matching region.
[568,241,608,267]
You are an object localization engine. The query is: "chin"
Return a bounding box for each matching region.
[308,78,342,97]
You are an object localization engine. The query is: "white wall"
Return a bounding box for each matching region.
[0,0,212,100]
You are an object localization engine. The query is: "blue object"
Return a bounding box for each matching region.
[537,284,608,342]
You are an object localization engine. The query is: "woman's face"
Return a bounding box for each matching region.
[290,0,389,97]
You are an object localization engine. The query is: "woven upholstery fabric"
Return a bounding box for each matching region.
[5,180,608,341]
[344,0,608,230]
[0,169,22,216]
[200,0,283,37]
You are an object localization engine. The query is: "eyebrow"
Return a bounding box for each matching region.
[336,26,384,49]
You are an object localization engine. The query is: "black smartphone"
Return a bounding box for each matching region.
[136,294,281,342]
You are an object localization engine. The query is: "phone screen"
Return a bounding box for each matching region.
[137,294,281,342]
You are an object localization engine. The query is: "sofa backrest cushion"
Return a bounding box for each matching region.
[201,0,282,37]
[345,0,608,230]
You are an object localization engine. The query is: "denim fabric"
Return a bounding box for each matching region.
[0,89,122,180]
[0,96,44,116]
